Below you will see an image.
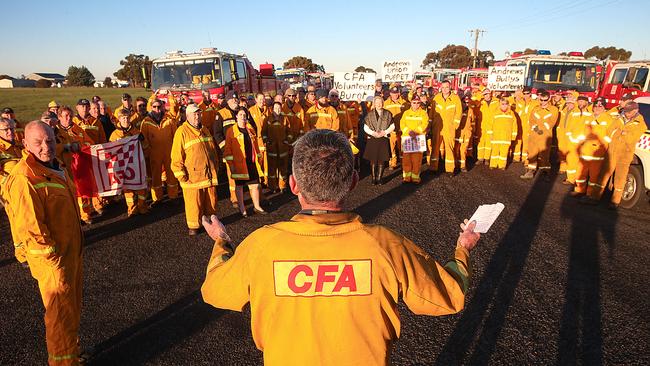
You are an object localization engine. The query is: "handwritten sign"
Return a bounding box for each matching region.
[401,135,427,153]
[487,66,526,91]
[382,60,413,82]
[333,72,376,101]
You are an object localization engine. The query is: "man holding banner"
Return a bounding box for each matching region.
[399,95,428,184]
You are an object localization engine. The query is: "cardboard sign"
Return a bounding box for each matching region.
[487,66,526,91]
[333,72,376,101]
[382,60,413,82]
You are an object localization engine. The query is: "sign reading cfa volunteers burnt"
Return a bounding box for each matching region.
[487,66,526,91]
[333,72,376,101]
[382,60,413,82]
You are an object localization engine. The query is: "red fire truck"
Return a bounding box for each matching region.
[494,51,600,99]
[457,68,489,90]
[150,48,288,104]
[598,60,650,109]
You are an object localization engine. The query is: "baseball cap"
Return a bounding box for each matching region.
[482,88,491,95]
[411,95,421,102]
[2,107,14,114]
[185,104,200,114]
[577,95,589,102]
[623,101,639,112]
[389,86,399,93]
[329,89,339,97]
[121,93,132,100]
[217,93,225,99]
[48,100,59,108]
[77,99,90,106]
[621,93,635,102]
[284,88,296,96]
[226,90,238,100]
[315,89,328,99]
[592,97,606,107]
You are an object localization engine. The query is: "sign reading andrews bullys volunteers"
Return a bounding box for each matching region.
[487,66,526,91]
[333,72,376,101]
[382,60,413,82]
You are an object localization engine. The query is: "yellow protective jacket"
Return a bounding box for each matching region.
[171,122,219,189]
[578,112,614,161]
[305,104,339,132]
[201,212,470,366]
[457,107,475,144]
[73,114,107,144]
[0,138,22,178]
[346,101,361,139]
[109,125,149,155]
[606,113,647,162]
[384,97,408,130]
[140,113,178,160]
[400,108,429,136]
[198,100,220,134]
[490,108,518,144]
[565,108,592,144]
[223,123,264,180]
[529,105,560,138]
[478,99,499,140]
[113,105,140,125]
[433,93,463,138]
[249,104,270,152]
[5,150,82,268]
[214,107,238,151]
[281,102,305,143]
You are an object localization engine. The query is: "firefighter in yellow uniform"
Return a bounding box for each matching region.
[171,104,219,236]
[455,93,475,172]
[476,89,499,164]
[521,90,559,180]
[563,96,592,185]
[73,99,107,144]
[400,95,429,183]
[6,121,83,366]
[282,89,305,144]
[0,117,24,263]
[1,107,24,143]
[346,100,361,140]
[200,129,480,366]
[304,89,340,131]
[589,102,646,209]
[198,90,220,134]
[433,81,462,174]
[384,86,408,169]
[214,91,245,207]
[329,90,351,136]
[110,110,149,216]
[512,87,537,163]
[607,92,634,119]
[58,106,98,224]
[489,97,518,170]
[249,94,270,184]
[556,93,577,174]
[113,93,140,125]
[140,99,180,203]
[572,98,613,197]
[426,96,443,171]
[263,102,291,192]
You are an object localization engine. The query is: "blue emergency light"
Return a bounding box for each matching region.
[537,50,551,55]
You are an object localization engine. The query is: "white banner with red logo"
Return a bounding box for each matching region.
[89,135,147,197]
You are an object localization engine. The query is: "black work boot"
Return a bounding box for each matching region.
[377,165,385,185]
[370,164,377,185]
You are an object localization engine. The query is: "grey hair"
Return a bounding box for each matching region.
[292,129,354,204]
[0,117,14,127]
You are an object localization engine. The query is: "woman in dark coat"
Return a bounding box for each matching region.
[363,95,394,185]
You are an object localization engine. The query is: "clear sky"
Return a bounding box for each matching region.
[2,0,648,79]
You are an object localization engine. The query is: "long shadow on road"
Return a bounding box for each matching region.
[435,171,557,365]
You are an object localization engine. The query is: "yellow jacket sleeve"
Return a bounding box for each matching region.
[331,108,340,132]
[201,237,253,311]
[170,130,188,182]
[7,175,60,266]
[387,235,469,316]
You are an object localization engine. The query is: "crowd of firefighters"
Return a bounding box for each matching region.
[1,80,648,239]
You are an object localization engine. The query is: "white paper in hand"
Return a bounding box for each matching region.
[468,202,505,233]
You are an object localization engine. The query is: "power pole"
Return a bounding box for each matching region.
[468,29,486,68]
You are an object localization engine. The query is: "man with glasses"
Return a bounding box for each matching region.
[302,85,317,112]
[171,104,219,236]
[0,117,23,263]
[133,97,149,129]
[521,90,559,180]
[1,107,25,143]
[304,89,339,132]
[140,98,180,204]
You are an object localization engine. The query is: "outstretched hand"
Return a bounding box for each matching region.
[457,219,480,251]
[202,215,231,242]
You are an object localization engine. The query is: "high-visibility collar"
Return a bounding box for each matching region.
[291,211,360,225]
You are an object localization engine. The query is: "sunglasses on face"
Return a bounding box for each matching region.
[539,98,549,102]
[152,105,162,109]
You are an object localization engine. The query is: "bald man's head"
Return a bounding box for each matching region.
[24,121,56,164]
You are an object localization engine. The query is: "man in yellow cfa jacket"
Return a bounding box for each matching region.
[433,81,463,174]
[384,86,408,169]
[171,104,219,236]
[0,117,24,263]
[304,89,339,132]
[5,121,84,366]
[200,129,480,366]
[400,95,429,183]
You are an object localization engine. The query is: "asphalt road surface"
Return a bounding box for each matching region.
[2,161,649,365]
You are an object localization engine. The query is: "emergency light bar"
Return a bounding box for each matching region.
[568,51,584,57]
[537,50,551,55]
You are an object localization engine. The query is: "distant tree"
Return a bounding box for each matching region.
[421,44,472,69]
[35,79,52,88]
[523,48,537,55]
[558,52,568,56]
[584,46,632,61]
[103,77,114,88]
[66,65,95,86]
[355,65,376,74]
[114,54,152,88]
[0,74,12,80]
[477,50,495,67]
[283,56,323,73]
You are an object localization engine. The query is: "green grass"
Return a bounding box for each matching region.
[0,87,150,121]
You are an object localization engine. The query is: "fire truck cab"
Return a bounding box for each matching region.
[497,51,600,99]
[151,48,287,105]
[599,61,650,109]
[457,68,488,90]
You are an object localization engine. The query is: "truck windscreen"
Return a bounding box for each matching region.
[152,58,222,90]
[528,61,597,92]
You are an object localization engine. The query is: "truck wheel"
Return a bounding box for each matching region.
[620,164,643,209]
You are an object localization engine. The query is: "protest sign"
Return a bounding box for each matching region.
[401,135,427,153]
[487,66,526,91]
[333,72,376,101]
[382,60,413,82]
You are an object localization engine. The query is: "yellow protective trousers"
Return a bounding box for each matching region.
[182,186,217,229]
[124,189,148,215]
[402,152,423,183]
